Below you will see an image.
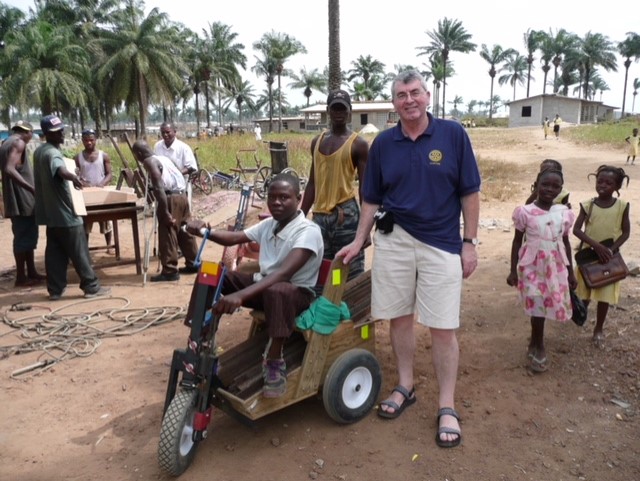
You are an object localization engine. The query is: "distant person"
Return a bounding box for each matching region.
[301,89,369,280]
[254,123,262,141]
[542,117,550,140]
[0,121,46,287]
[186,173,323,398]
[625,128,639,165]
[525,159,570,206]
[132,140,199,281]
[74,128,113,250]
[154,122,198,208]
[572,165,630,348]
[507,168,576,373]
[336,70,480,449]
[552,114,562,139]
[33,115,110,300]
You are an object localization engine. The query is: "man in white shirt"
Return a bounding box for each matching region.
[133,140,198,281]
[154,122,198,207]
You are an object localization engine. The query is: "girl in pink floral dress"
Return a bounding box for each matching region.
[507,168,577,373]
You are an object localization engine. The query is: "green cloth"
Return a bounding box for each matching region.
[296,296,351,334]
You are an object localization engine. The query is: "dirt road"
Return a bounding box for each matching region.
[1,126,638,481]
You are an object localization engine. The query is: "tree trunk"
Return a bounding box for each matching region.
[328,0,341,91]
[205,81,211,128]
[621,60,631,117]
[277,74,282,134]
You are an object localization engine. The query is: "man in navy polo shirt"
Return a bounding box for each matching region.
[338,70,480,448]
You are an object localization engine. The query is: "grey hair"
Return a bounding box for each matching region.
[391,70,429,99]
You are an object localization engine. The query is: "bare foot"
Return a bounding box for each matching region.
[592,333,605,349]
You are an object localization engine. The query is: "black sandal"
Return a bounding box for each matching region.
[436,407,462,448]
[377,385,416,419]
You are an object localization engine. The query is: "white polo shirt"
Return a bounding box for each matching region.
[245,211,324,290]
[154,138,197,173]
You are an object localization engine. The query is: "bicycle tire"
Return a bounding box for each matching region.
[197,169,213,195]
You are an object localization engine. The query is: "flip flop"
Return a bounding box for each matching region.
[529,355,548,373]
[377,385,416,419]
[436,407,462,448]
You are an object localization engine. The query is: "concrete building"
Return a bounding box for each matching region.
[300,101,397,132]
[508,94,617,128]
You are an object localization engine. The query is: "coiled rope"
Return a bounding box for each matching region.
[0,297,184,378]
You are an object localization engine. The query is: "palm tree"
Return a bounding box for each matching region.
[466,99,477,115]
[252,54,277,132]
[479,44,517,120]
[498,53,529,100]
[523,29,540,98]
[288,67,327,106]
[3,20,89,116]
[328,0,340,91]
[589,73,609,101]
[537,31,554,94]
[223,79,256,125]
[618,32,640,116]
[576,32,618,100]
[95,3,187,137]
[202,21,246,128]
[0,3,26,126]
[423,53,453,117]
[417,17,476,118]
[633,78,640,113]
[549,29,579,93]
[253,31,306,133]
[347,54,387,93]
[448,95,463,117]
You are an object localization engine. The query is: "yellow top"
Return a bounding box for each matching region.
[312,131,358,213]
[582,197,628,242]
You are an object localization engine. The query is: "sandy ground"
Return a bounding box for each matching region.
[1,126,639,481]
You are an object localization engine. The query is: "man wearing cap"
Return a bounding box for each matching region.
[301,89,369,281]
[154,122,197,212]
[33,114,110,300]
[132,139,198,282]
[74,128,113,250]
[0,120,46,286]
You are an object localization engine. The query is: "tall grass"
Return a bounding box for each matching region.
[84,120,638,196]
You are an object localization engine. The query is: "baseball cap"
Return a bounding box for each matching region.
[11,120,33,132]
[327,90,351,109]
[40,114,65,133]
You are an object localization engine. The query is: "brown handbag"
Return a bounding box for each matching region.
[578,252,629,288]
[575,198,629,289]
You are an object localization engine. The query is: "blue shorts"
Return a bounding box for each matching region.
[11,216,39,252]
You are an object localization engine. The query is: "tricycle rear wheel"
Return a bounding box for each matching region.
[158,389,200,476]
[322,348,381,424]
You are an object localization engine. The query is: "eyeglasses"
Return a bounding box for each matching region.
[394,89,426,101]
[82,129,96,136]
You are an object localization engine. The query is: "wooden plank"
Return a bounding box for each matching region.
[295,330,331,398]
[63,157,87,216]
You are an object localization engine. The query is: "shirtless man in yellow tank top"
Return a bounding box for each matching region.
[301,89,369,279]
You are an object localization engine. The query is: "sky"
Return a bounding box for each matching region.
[4,0,640,114]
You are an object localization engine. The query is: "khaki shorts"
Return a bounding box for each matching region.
[371,225,462,329]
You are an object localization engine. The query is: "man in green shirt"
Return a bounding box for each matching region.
[33,114,110,301]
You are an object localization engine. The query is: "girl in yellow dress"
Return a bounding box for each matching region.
[625,128,639,165]
[572,165,631,348]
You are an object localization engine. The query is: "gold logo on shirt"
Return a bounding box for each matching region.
[429,150,443,163]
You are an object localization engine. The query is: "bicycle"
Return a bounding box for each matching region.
[252,141,307,199]
[190,147,214,195]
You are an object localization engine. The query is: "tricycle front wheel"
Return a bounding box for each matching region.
[158,389,200,476]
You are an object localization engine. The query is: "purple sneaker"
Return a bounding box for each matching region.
[262,359,286,398]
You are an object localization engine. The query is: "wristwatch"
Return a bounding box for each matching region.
[463,238,479,246]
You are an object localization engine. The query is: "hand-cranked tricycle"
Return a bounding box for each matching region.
[157,230,380,476]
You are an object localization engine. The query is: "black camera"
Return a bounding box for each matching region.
[374,207,394,234]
